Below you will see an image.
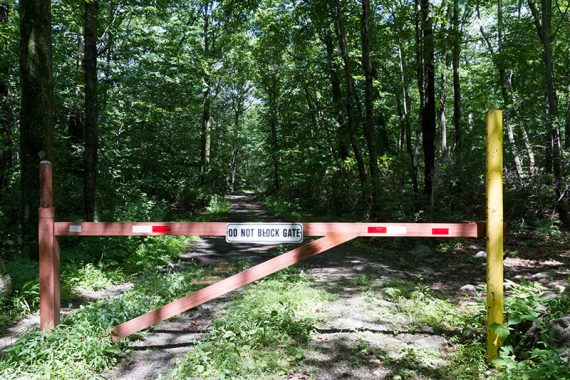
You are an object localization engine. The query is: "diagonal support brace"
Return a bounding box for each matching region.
[111,233,356,340]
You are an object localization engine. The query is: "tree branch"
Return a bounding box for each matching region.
[527,0,544,40]
[476,5,496,58]
[552,0,570,40]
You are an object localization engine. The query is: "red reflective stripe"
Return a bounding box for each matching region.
[368,226,387,233]
[152,226,171,233]
[432,228,449,235]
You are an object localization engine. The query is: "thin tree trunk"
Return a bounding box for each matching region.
[334,0,368,192]
[360,0,379,214]
[479,1,525,179]
[230,105,242,193]
[0,4,12,192]
[565,91,570,149]
[512,84,537,177]
[67,31,84,177]
[420,0,436,198]
[452,0,462,159]
[413,0,423,194]
[505,114,525,177]
[200,1,212,187]
[439,71,447,156]
[84,0,98,222]
[396,38,415,191]
[528,0,568,225]
[19,0,54,258]
[269,80,280,192]
[324,30,349,161]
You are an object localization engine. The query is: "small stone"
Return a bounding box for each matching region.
[530,272,551,280]
[419,326,435,334]
[550,316,570,348]
[474,251,486,259]
[414,335,448,349]
[0,274,12,296]
[410,244,433,259]
[460,284,477,293]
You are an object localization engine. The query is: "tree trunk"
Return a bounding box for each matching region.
[396,38,416,191]
[0,4,12,192]
[200,86,211,187]
[268,80,280,192]
[200,1,212,187]
[84,0,98,222]
[513,85,537,177]
[565,91,570,149]
[68,30,84,172]
[413,0,423,194]
[439,71,447,156]
[420,0,436,198]
[499,1,527,179]
[324,30,349,161]
[451,0,462,158]
[479,0,526,179]
[360,0,379,214]
[19,0,54,258]
[528,0,568,225]
[334,0,368,195]
[230,106,242,193]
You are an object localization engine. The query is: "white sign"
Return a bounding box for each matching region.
[226,223,303,244]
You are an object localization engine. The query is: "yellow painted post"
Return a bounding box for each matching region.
[486,110,504,361]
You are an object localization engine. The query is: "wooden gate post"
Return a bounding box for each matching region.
[486,110,504,361]
[39,161,60,331]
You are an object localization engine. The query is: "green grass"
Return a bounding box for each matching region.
[0,260,208,379]
[0,258,40,326]
[0,193,239,378]
[62,262,127,295]
[173,268,330,379]
[193,194,230,221]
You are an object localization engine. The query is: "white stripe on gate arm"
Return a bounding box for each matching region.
[132,226,153,233]
[387,226,407,235]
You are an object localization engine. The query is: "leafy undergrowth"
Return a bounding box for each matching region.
[354,275,569,379]
[490,279,570,379]
[0,261,208,379]
[172,267,330,379]
[0,195,229,328]
[0,195,230,378]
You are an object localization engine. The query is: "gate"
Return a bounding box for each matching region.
[38,110,504,360]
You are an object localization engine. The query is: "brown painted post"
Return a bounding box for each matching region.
[39,161,60,331]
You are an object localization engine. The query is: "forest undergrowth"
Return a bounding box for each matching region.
[0,195,229,379]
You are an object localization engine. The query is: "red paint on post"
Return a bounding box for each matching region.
[368,226,387,233]
[152,226,171,233]
[432,228,449,235]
